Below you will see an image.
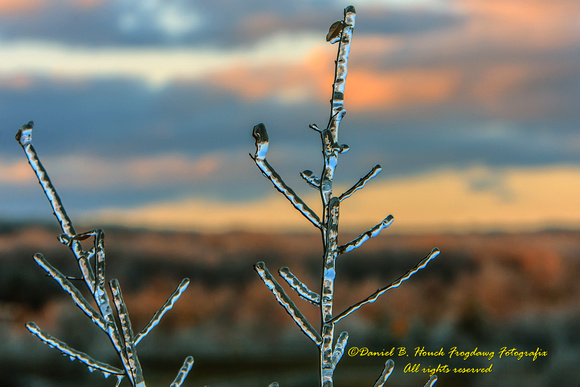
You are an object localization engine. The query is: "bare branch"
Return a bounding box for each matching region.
[373,359,395,387]
[338,215,394,254]
[255,262,322,345]
[279,267,320,306]
[135,278,190,345]
[26,322,124,376]
[339,164,382,202]
[331,248,440,324]
[170,356,194,387]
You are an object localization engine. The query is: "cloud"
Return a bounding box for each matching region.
[89,165,580,233]
[0,33,322,86]
[0,0,47,15]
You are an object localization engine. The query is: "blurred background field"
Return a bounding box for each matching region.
[1,222,578,386]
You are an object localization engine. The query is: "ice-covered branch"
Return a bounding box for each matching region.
[373,359,395,387]
[331,248,440,324]
[338,215,394,254]
[338,164,382,202]
[251,123,322,229]
[279,267,320,306]
[16,122,96,290]
[33,253,107,332]
[300,170,321,190]
[16,122,75,237]
[424,376,438,387]
[135,278,191,345]
[255,262,322,345]
[170,356,194,387]
[110,279,145,386]
[330,331,348,371]
[26,322,124,376]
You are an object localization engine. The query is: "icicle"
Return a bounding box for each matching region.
[279,267,320,306]
[331,248,440,324]
[251,124,322,229]
[373,359,395,387]
[338,215,394,254]
[170,356,194,387]
[136,278,190,345]
[255,262,322,345]
[339,164,382,202]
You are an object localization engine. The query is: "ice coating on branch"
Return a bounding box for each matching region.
[279,267,320,305]
[17,122,193,386]
[33,253,107,331]
[339,164,382,201]
[331,248,440,324]
[136,278,190,345]
[26,322,124,375]
[373,359,395,387]
[425,375,438,387]
[251,123,322,229]
[252,123,269,161]
[301,170,321,190]
[338,215,394,254]
[255,262,322,345]
[331,331,348,370]
[250,5,439,386]
[170,356,194,387]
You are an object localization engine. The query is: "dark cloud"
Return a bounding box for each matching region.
[0,0,461,48]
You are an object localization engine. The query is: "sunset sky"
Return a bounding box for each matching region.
[1,0,579,233]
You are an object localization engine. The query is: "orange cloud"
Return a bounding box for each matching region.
[208,36,460,111]
[346,67,460,111]
[457,0,580,49]
[0,0,46,15]
[92,165,580,234]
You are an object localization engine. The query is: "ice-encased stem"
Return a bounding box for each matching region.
[279,267,321,306]
[339,164,382,201]
[26,322,124,376]
[16,122,96,292]
[170,356,194,387]
[251,123,322,229]
[318,7,355,386]
[17,122,193,386]
[135,278,190,345]
[373,359,395,387]
[110,279,146,387]
[331,248,440,324]
[255,262,322,345]
[338,215,394,254]
[32,253,107,331]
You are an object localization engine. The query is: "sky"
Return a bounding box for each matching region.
[1,0,579,233]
